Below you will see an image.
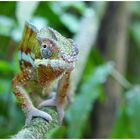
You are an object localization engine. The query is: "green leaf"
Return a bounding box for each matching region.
[0,79,11,94]
[60,13,79,33]
[110,105,132,138]
[35,2,70,35]
[46,126,66,138]
[58,2,86,14]
[0,60,15,75]
[49,2,80,33]
[0,36,11,58]
[0,92,24,138]
[0,16,15,36]
[66,62,113,138]
[111,85,140,138]
[129,2,140,16]
[16,1,39,29]
[130,21,140,48]
[126,86,140,138]
[0,2,16,18]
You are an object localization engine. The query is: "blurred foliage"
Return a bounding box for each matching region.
[128,2,140,83]
[0,1,140,139]
[66,62,113,138]
[111,86,140,138]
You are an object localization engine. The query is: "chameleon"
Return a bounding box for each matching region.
[11,22,79,125]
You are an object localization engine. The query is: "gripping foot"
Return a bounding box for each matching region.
[38,93,64,125]
[25,107,52,125]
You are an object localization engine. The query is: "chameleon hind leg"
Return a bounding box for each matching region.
[11,68,52,124]
[39,71,71,124]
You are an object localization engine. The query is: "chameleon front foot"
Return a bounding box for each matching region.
[25,107,52,125]
[38,98,64,125]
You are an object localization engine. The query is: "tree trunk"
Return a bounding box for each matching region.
[93,1,129,138]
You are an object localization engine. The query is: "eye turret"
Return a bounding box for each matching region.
[40,44,52,59]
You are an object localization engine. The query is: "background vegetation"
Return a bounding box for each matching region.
[0,1,140,138]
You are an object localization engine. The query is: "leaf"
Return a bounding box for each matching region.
[66,62,113,138]
[49,2,81,33]
[14,1,40,42]
[46,126,66,138]
[0,92,24,138]
[0,16,15,36]
[29,16,48,30]
[0,2,16,18]
[0,36,11,58]
[57,2,86,14]
[16,1,39,29]
[60,13,79,33]
[0,60,15,76]
[110,105,132,138]
[111,85,140,138]
[130,21,140,49]
[0,79,11,95]
[129,2,140,16]
[126,86,140,138]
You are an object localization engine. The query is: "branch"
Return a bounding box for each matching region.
[12,108,59,139]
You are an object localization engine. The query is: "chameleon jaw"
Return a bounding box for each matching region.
[34,59,74,71]
[34,59,49,67]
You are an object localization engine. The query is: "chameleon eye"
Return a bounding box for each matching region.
[43,44,47,48]
[40,44,52,59]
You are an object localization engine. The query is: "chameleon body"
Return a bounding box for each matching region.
[11,22,79,124]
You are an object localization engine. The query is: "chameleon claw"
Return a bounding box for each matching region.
[25,107,52,125]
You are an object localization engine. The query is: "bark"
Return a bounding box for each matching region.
[92,2,129,138]
[12,108,59,139]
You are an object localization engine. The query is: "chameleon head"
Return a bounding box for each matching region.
[37,26,79,62]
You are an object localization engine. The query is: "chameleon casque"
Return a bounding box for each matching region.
[11,22,79,124]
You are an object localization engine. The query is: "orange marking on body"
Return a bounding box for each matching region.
[21,60,32,67]
[37,65,63,86]
[29,28,34,37]
[19,44,24,51]
[15,92,22,97]
[24,61,32,67]
[25,47,31,54]
[16,74,21,81]
[23,70,28,76]
[63,83,69,89]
